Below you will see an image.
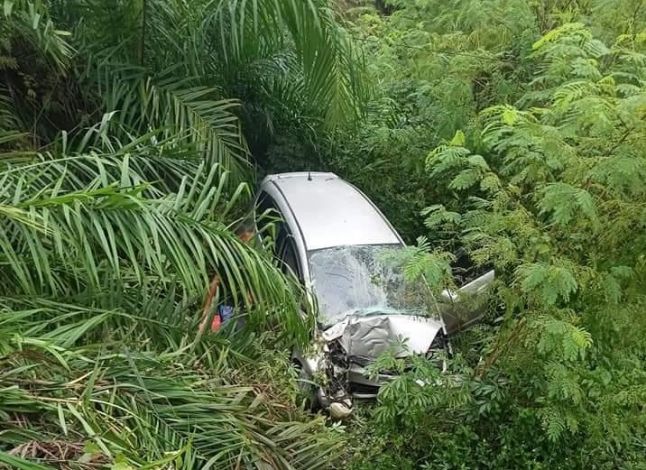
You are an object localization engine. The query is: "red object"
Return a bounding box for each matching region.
[199,275,221,334]
[210,312,222,332]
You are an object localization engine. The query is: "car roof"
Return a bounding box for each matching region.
[262,172,402,251]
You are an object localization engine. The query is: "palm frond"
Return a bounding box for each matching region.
[2,0,73,72]
[202,0,368,125]
[0,301,339,469]
[0,2,355,467]
[87,65,251,180]
[0,140,312,343]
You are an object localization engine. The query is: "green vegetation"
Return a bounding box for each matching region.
[2,0,645,469]
[333,2,646,468]
[0,0,351,467]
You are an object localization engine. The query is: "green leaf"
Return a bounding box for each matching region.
[516,263,578,305]
[449,130,466,146]
[3,0,14,17]
[449,169,480,190]
[538,183,597,226]
[501,107,518,125]
[0,452,55,470]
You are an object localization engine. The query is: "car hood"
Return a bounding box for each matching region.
[321,314,444,360]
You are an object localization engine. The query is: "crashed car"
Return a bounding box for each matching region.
[255,172,493,418]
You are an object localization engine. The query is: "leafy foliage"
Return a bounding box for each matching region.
[0,1,363,467]
[0,130,339,466]
[339,2,646,469]
[2,0,646,468]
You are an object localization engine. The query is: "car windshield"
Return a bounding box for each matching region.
[308,245,433,326]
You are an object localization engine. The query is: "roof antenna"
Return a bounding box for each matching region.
[307,170,312,181]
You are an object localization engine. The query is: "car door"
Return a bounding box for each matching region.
[440,270,495,334]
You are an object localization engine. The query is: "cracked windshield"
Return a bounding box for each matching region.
[309,245,434,326]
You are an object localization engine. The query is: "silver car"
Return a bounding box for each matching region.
[255,172,493,418]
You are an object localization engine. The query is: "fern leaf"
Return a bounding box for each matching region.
[538,183,598,226]
[516,262,578,305]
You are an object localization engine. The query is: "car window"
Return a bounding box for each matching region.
[256,191,282,244]
[278,235,302,281]
[257,191,302,281]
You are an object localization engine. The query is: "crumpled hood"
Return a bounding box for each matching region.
[321,314,444,360]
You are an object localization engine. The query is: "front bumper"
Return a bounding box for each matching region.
[346,363,395,398]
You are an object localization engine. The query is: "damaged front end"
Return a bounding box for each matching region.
[299,245,494,418]
[297,314,448,418]
[296,336,353,420]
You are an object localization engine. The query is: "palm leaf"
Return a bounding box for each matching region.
[2,0,72,72]
[0,301,339,469]
[202,0,368,125]
[89,65,252,181]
